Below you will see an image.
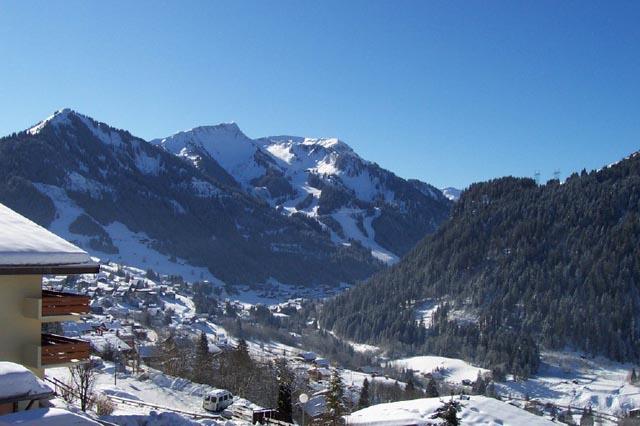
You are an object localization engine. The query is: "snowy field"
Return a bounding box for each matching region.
[497,351,640,417]
[345,395,555,425]
[388,356,489,385]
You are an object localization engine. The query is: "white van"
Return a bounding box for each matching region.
[202,389,234,412]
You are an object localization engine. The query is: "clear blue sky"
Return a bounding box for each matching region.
[1,1,639,188]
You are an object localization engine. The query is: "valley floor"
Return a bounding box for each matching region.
[42,261,639,425]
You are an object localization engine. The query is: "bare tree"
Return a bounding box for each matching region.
[69,359,99,411]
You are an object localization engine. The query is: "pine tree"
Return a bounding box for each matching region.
[426,377,439,397]
[195,331,212,382]
[579,407,594,426]
[631,368,638,384]
[235,338,251,367]
[275,358,293,422]
[357,378,370,410]
[326,369,345,423]
[405,376,418,399]
[472,371,486,395]
[432,399,460,426]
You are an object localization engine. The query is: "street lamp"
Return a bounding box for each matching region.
[298,393,309,426]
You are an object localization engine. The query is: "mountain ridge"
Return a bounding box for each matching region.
[1,109,384,286]
[0,109,450,287]
[152,123,451,262]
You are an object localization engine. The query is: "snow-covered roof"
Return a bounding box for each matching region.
[0,203,97,272]
[83,333,132,352]
[0,362,53,399]
[302,394,327,418]
[0,407,101,425]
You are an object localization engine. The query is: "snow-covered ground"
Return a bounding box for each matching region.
[388,356,489,385]
[46,363,256,424]
[345,395,555,425]
[497,351,640,417]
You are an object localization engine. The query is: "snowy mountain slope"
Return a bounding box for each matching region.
[441,187,462,201]
[151,123,267,187]
[152,126,452,261]
[0,109,380,287]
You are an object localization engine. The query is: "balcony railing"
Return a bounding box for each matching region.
[41,333,90,366]
[41,290,90,317]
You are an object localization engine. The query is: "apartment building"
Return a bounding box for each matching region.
[0,203,99,378]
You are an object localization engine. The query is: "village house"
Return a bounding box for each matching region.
[0,202,99,378]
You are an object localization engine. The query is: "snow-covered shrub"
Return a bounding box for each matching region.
[94,394,115,416]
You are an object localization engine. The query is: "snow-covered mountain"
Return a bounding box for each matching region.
[441,186,462,201]
[0,109,383,287]
[152,125,451,262]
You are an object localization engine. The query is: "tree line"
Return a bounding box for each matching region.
[322,152,640,377]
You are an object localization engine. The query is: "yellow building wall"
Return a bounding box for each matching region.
[0,275,42,376]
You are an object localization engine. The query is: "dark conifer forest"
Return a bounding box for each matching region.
[321,152,640,377]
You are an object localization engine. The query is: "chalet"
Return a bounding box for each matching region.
[307,367,331,381]
[300,389,329,420]
[84,332,132,356]
[0,203,99,378]
[137,344,162,365]
[298,351,317,362]
[358,365,383,376]
[116,327,136,349]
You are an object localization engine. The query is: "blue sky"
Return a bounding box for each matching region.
[1,1,638,188]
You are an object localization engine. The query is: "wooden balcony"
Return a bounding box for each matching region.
[40,333,90,366]
[23,290,90,322]
[42,290,90,317]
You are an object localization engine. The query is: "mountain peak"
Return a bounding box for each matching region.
[27,108,77,135]
[55,107,74,116]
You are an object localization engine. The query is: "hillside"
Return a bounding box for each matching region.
[0,109,381,287]
[321,152,640,377]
